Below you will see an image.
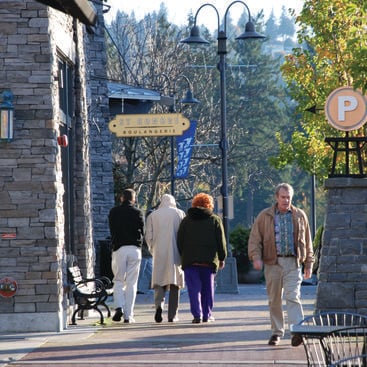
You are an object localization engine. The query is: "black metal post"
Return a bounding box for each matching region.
[311,174,316,238]
[213,30,239,293]
[217,31,231,255]
[171,135,175,196]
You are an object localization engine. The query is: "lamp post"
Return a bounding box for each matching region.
[181,1,265,292]
[159,74,200,196]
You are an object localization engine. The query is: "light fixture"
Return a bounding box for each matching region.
[0,90,14,141]
[180,90,200,105]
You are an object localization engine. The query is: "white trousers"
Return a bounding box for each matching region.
[264,257,304,337]
[112,245,142,321]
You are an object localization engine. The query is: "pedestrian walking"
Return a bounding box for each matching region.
[177,193,227,324]
[145,194,185,323]
[248,183,314,346]
[109,188,145,323]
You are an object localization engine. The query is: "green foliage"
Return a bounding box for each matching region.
[265,10,278,41]
[277,0,367,180]
[312,225,324,274]
[278,5,296,39]
[230,225,251,256]
[230,225,252,273]
[313,224,324,251]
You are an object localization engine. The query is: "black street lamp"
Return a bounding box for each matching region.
[180,1,265,292]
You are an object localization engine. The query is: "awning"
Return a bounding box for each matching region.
[108,83,161,101]
[34,0,97,26]
[108,82,170,115]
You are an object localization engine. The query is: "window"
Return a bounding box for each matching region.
[58,57,74,126]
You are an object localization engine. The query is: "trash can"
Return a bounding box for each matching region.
[99,239,114,281]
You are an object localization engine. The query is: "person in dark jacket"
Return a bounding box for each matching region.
[109,188,145,323]
[177,193,227,323]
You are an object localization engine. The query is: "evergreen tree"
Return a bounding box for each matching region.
[265,9,279,41]
[278,6,296,41]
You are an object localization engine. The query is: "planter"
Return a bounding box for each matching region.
[238,268,263,284]
[234,253,263,284]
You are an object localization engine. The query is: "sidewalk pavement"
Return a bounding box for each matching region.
[0,283,317,367]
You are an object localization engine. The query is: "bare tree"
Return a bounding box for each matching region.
[105,7,298,228]
[106,9,219,210]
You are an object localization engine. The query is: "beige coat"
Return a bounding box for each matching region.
[145,194,185,288]
[248,204,314,271]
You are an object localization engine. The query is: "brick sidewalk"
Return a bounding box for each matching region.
[0,283,316,366]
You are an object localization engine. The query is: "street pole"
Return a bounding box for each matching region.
[171,135,175,196]
[218,31,230,253]
[311,173,316,238]
[158,75,199,197]
[215,30,238,293]
[215,32,240,293]
[180,1,265,293]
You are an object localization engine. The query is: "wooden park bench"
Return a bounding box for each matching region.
[68,265,113,325]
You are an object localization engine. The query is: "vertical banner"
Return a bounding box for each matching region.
[175,120,197,179]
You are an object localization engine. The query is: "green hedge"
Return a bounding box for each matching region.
[230,225,251,273]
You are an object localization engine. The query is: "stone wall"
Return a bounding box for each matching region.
[0,0,114,332]
[316,178,367,314]
[0,0,65,332]
[85,6,114,271]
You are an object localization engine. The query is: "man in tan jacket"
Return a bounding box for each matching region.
[248,183,314,347]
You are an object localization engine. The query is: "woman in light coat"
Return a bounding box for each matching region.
[145,194,185,323]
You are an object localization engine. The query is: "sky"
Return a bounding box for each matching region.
[104,0,304,31]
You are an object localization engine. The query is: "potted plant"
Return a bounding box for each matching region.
[230,225,263,283]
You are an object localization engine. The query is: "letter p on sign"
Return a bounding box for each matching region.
[325,87,367,131]
[338,96,358,121]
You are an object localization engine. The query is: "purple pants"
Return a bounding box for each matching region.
[184,265,215,320]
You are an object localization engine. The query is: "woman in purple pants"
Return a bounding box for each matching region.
[177,193,227,323]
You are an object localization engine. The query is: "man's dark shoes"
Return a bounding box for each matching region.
[155,307,163,323]
[291,334,303,347]
[192,318,201,324]
[112,308,123,322]
[268,334,281,346]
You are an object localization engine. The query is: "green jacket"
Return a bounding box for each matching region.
[177,207,227,272]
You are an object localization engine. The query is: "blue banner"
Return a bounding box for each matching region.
[175,120,197,179]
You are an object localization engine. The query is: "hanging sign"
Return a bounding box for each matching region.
[109,113,190,137]
[175,120,197,179]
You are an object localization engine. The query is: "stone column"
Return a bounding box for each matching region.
[315,178,367,314]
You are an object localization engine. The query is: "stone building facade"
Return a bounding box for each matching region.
[0,0,114,332]
[316,178,367,314]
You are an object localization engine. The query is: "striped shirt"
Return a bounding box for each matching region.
[274,209,295,256]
